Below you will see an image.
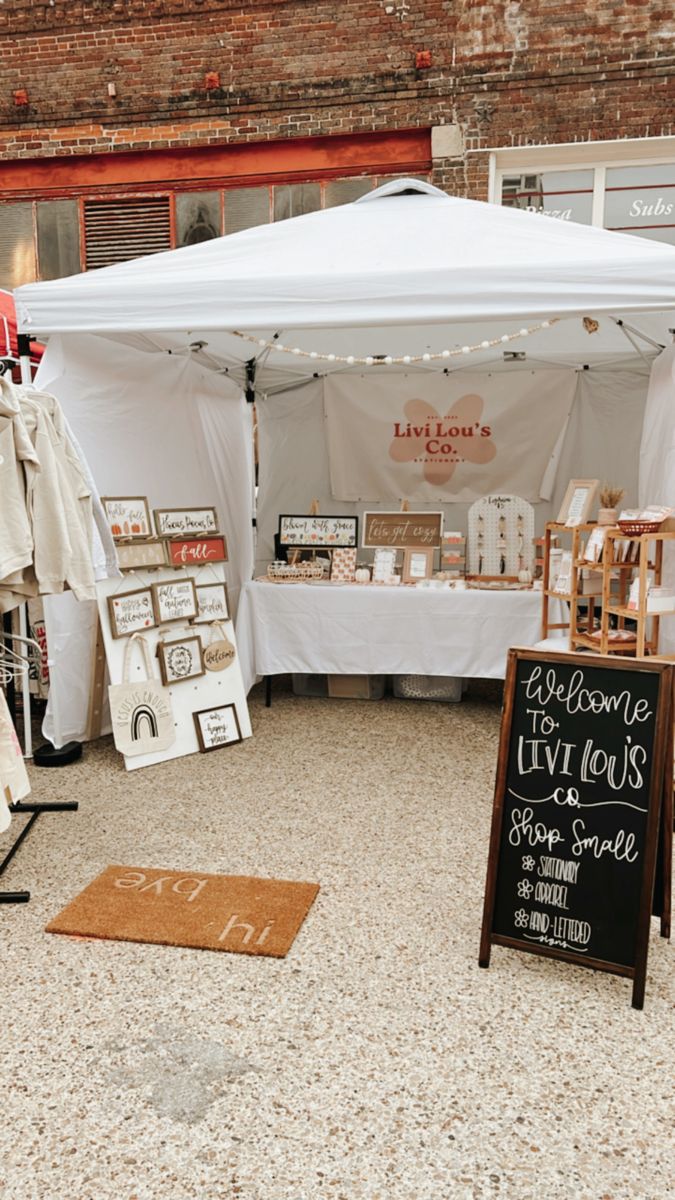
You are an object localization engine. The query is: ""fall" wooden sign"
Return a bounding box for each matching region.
[166,535,228,566]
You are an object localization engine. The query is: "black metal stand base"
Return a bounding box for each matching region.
[33,741,83,768]
[0,800,79,904]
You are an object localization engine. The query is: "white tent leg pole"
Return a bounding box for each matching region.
[18,606,32,759]
[16,335,34,755]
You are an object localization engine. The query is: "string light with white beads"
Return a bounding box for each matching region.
[231,318,560,366]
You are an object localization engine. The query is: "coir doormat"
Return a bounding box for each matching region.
[45,866,320,958]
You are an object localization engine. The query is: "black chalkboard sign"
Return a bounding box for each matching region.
[479,649,673,1009]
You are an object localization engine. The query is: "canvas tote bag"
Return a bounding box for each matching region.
[108,632,176,757]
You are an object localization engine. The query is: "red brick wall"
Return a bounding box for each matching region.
[1,1,674,196]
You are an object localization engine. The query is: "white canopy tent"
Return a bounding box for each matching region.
[14,179,675,740]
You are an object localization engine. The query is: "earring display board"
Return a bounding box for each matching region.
[467,494,535,578]
[96,563,251,772]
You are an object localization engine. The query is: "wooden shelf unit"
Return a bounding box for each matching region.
[542,522,675,657]
[592,529,675,657]
[541,521,599,642]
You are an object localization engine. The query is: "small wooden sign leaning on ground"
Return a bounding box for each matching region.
[479,648,673,1009]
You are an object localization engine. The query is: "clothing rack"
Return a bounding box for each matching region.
[0,338,81,902]
[0,632,78,904]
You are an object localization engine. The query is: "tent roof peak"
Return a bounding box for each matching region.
[355,178,450,203]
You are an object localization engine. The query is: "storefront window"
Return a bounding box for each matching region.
[273,183,321,222]
[500,170,594,224]
[176,192,221,246]
[36,200,81,280]
[0,169,413,280]
[324,178,373,207]
[0,202,36,289]
[223,187,270,235]
[495,143,675,248]
[604,164,675,245]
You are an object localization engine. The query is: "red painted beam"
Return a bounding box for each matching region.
[0,128,431,199]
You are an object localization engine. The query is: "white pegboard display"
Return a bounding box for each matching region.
[467,494,534,577]
[96,563,251,771]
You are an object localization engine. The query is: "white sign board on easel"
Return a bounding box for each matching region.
[96,563,251,771]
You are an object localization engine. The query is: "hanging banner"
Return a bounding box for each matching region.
[325,372,575,502]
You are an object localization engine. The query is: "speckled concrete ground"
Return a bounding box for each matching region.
[0,679,673,1200]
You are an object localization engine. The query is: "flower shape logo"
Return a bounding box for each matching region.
[514,908,529,929]
[389,394,497,487]
[517,880,534,899]
[521,856,536,873]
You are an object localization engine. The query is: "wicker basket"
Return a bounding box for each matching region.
[616,520,664,536]
[266,561,326,582]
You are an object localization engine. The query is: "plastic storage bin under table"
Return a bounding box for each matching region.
[292,674,386,700]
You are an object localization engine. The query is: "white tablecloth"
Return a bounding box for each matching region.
[236,581,563,693]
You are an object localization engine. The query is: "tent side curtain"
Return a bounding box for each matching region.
[35,334,253,747]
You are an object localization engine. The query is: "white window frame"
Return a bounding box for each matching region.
[481,135,675,230]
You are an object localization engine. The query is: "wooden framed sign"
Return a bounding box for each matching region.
[278,515,358,549]
[151,578,199,625]
[193,702,242,752]
[194,582,230,623]
[362,511,443,549]
[556,479,599,527]
[107,587,157,639]
[153,507,218,537]
[115,538,168,572]
[101,496,153,539]
[166,535,228,567]
[372,547,397,582]
[157,635,205,685]
[402,546,434,584]
[479,648,673,1009]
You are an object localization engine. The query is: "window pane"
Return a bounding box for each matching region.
[324,177,373,207]
[0,203,36,289]
[604,164,675,245]
[176,192,221,246]
[273,183,321,222]
[224,187,270,234]
[36,200,80,280]
[500,170,594,224]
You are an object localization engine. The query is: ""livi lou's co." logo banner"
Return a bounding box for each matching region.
[325,373,575,502]
[389,394,496,487]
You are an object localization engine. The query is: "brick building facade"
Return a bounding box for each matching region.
[1,1,674,286]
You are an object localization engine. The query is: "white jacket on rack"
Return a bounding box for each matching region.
[0,376,40,594]
[0,375,97,612]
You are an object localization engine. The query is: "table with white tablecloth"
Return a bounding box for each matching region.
[235,581,564,694]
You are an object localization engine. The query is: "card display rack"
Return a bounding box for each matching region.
[542,522,675,658]
[541,522,604,643]
[575,529,675,658]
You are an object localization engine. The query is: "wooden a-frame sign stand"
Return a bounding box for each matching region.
[479,648,673,1010]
